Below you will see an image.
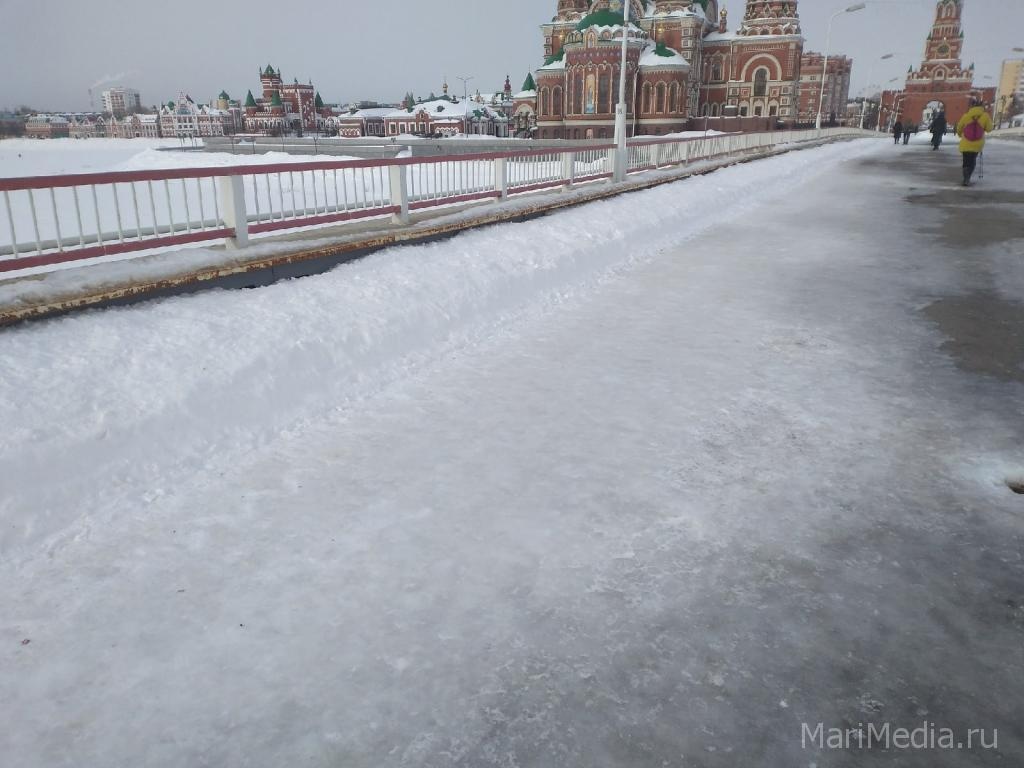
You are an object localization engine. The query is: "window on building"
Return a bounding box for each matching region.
[754,69,769,98]
[754,105,763,116]
[670,83,679,113]
[712,60,723,81]
[643,83,653,114]
[740,104,749,116]
[598,72,610,113]
[657,83,667,113]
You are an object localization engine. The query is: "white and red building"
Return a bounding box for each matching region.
[382,97,509,138]
[243,65,332,135]
[332,108,392,138]
[159,93,236,137]
[526,0,853,138]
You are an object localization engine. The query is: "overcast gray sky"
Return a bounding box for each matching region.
[0,0,1020,111]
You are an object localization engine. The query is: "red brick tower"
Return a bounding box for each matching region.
[260,65,283,103]
[880,0,995,130]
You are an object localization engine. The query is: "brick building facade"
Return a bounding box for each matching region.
[798,52,852,124]
[243,65,332,135]
[529,0,825,139]
[880,0,994,131]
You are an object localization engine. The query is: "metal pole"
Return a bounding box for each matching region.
[816,11,839,132]
[613,0,631,182]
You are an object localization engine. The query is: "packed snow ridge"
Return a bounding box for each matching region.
[0,140,877,560]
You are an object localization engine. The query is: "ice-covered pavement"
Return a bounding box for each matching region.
[3,137,1024,767]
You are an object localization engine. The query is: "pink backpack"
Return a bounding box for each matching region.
[963,115,985,142]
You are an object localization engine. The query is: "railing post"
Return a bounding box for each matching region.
[562,152,575,189]
[607,147,619,182]
[388,165,409,225]
[219,175,249,248]
[494,157,508,199]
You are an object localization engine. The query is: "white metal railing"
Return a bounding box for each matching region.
[0,127,871,273]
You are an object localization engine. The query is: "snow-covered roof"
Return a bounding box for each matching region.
[649,6,707,21]
[384,99,499,120]
[639,42,690,69]
[513,90,537,100]
[539,57,566,71]
[703,30,738,42]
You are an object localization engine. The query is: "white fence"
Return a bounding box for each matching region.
[0,127,870,273]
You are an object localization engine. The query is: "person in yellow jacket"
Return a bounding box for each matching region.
[956,98,994,187]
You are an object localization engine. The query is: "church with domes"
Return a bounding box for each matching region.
[529,0,808,138]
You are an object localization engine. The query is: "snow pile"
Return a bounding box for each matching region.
[0,140,879,559]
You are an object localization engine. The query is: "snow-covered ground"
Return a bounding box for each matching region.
[0,138,201,178]
[3,137,1023,767]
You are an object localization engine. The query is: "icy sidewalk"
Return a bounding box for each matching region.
[4,137,1024,767]
[0,140,877,559]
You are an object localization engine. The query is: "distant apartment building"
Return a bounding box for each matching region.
[798,52,853,125]
[102,87,142,116]
[996,59,1023,125]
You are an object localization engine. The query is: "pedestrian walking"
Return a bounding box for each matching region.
[956,98,993,186]
[902,123,913,145]
[930,111,947,150]
[893,120,903,145]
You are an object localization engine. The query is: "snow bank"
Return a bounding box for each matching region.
[0,140,879,560]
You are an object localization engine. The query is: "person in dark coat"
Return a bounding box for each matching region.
[903,122,913,144]
[893,120,903,144]
[929,111,947,150]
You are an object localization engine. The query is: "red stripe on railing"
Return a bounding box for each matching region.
[247,207,400,235]
[0,144,620,192]
[0,228,234,273]
[409,190,501,211]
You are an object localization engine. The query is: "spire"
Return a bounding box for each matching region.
[917,0,966,76]
[244,90,257,107]
[739,1,801,36]
[556,0,589,22]
[522,73,537,92]
[314,91,325,109]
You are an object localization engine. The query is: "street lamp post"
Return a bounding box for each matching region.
[877,75,901,132]
[817,3,866,132]
[860,52,893,130]
[456,75,474,134]
[613,0,631,182]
